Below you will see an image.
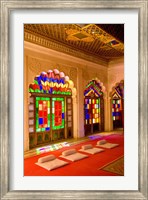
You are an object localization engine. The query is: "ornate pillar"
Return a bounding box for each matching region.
[109,97,113,131]
[77,68,85,138]
[103,95,108,131]
[100,96,104,132]
[72,95,78,139]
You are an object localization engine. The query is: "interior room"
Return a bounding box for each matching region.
[24,24,124,176]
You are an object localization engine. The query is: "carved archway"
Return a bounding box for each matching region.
[84,78,106,135]
[110,80,124,130]
[28,69,76,149]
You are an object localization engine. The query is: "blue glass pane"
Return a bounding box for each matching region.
[39,118,43,124]
[45,127,50,131]
[85,114,90,119]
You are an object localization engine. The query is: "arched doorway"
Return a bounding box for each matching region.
[84,79,104,135]
[28,69,76,149]
[111,80,124,130]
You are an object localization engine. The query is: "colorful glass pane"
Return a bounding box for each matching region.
[29,70,72,95]
[52,98,65,130]
[84,98,100,124]
[84,80,103,97]
[112,99,121,121]
[36,97,50,132]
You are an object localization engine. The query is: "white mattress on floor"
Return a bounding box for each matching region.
[79,147,104,154]
[35,158,69,171]
[96,143,119,149]
[60,152,88,162]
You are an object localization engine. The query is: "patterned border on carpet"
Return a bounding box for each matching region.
[98,156,124,176]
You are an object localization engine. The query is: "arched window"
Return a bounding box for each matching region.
[28,69,75,149]
[111,81,124,129]
[84,80,104,135]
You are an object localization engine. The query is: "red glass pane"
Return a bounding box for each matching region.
[39,111,43,117]
[39,101,42,105]
[54,101,62,126]
[44,118,47,124]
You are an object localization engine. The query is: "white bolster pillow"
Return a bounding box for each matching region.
[82,144,93,150]
[38,154,56,163]
[97,140,107,145]
[62,149,76,156]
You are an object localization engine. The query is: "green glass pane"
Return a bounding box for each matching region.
[36,101,39,108]
[30,88,34,92]
[34,80,38,85]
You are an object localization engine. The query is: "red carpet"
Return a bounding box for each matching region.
[24,134,124,176]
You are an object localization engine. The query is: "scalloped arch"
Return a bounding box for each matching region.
[110,80,124,98]
[29,69,76,97]
[84,77,106,97]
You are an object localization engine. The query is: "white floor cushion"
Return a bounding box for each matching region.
[60,152,88,162]
[35,158,69,171]
[79,147,104,154]
[96,143,119,149]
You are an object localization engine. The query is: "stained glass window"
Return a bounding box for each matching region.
[115,83,124,98]
[84,98,100,125]
[36,97,50,132]
[28,69,75,148]
[84,80,103,97]
[29,71,72,95]
[112,99,121,121]
[52,98,65,130]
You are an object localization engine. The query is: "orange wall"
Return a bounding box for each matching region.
[24,41,123,151]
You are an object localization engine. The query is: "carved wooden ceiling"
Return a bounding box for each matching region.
[24,24,124,62]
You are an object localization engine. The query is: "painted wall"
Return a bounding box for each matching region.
[24,41,123,152]
[107,58,124,131]
[108,58,124,93]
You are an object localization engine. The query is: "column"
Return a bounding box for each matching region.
[108,97,113,131]
[72,95,78,139]
[77,68,85,138]
[103,95,108,131]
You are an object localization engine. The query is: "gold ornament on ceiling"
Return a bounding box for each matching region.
[24,24,124,62]
[65,24,124,52]
[65,28,95,42]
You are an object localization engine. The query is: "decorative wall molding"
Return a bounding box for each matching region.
[82,67,90,80]
[24,31,108,67]
[69,67,77,86]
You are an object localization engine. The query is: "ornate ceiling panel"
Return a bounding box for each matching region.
[24,24,124,62]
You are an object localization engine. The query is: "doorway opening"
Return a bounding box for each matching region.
[84,80,104,135]
[111,81,124,130]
